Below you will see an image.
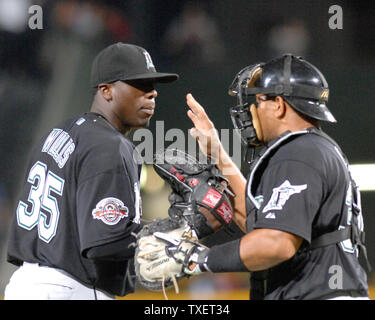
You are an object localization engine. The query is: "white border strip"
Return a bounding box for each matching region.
[350,164,375,191]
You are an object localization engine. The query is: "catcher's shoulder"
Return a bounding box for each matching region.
[272,132,339,167]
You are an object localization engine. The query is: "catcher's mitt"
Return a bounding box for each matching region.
[134,217,199,299]
[153,148,234,239]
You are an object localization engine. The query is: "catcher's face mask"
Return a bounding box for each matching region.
[228,54,336,148]
[229,63,265,147]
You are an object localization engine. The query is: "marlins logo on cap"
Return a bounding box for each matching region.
[143,50,155,70]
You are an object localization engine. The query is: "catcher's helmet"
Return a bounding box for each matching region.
[228,54,336,146]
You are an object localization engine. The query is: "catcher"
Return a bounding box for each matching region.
[134,55,370,300]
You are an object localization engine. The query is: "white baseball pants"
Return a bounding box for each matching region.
[4,262,116,300]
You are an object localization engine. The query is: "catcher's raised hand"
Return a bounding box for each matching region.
[186,93,222,162]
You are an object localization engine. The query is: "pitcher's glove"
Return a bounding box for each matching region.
[134,217,202,299]
[153,148,234,239]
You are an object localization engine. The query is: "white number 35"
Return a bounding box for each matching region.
[17,161,64,243]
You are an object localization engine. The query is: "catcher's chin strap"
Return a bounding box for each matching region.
[245,145,257,166]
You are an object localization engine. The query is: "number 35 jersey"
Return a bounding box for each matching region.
[7,112,142,294]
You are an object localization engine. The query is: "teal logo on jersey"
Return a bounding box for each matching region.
[92,197,129,225]
[263,180,307,213]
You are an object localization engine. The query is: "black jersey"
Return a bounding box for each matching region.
[7,112,142,296]
[246,130,368,300]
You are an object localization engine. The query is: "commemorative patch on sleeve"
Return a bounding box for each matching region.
[92,197,129,225]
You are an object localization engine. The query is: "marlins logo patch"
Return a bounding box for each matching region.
[143,50,155,69]
[263,180,307,213]
[92,197,129,225]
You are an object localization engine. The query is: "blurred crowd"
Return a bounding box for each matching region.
[0,0,134,79]
[0,0,317,206]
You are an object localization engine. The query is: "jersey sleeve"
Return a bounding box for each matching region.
[253,160,324,242]
[76,142,141,254]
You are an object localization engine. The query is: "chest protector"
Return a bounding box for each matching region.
[245,128,371,272]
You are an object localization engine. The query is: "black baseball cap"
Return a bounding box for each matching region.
[90,42,179,88]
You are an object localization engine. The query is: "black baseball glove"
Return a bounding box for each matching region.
[153,148,234,239]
